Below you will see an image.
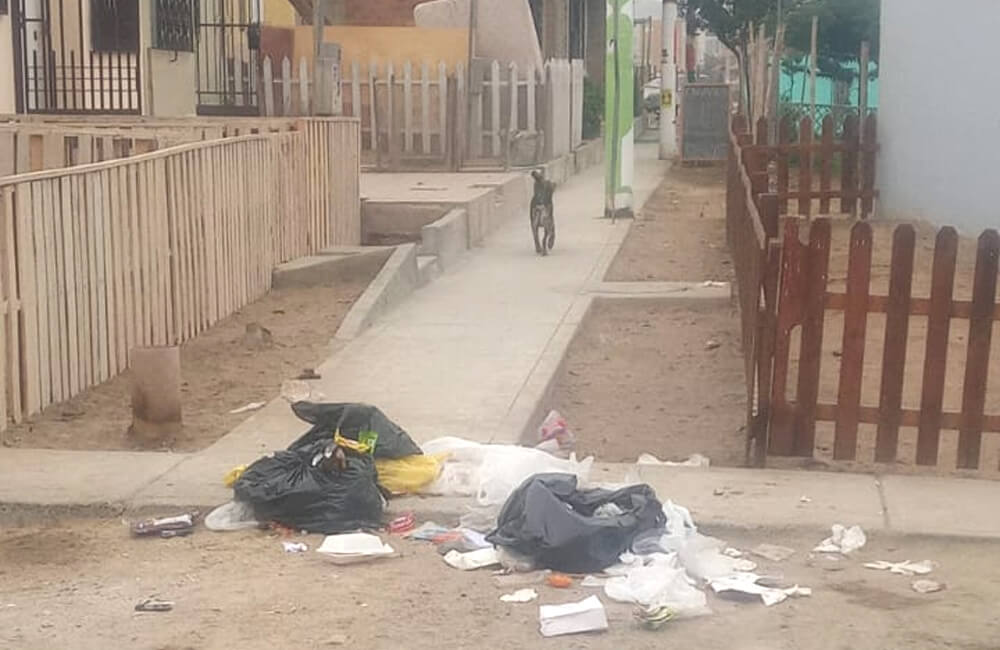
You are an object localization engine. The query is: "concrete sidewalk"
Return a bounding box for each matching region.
[2,141,998,543]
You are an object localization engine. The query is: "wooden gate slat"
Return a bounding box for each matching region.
[798,117,813,216]
[875,224,916,462]
[768,219,806,456]
[840,115,859,215]
[916,227,958,465]
[793,218,831,456]
[834,221,873,460]
[957,230,1000,469]
[777,116,790,215]
[819,116,834,213]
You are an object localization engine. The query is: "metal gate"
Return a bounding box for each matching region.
[679,83,731,163]
[196,0,260,115]
[11,0,142,113]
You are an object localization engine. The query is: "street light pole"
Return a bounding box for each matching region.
[659,0,678,160]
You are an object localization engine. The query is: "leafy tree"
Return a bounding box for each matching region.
[784,0,880,84]
[681,0,781,115]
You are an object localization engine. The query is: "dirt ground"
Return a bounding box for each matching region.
[0,276,375,453]
[552,165,747,467]
[551,299,747,466]
[605,165,733,283]
[1,518,997,650]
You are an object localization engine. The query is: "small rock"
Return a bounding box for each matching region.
[325,634,348,646]
[704,340,721,351]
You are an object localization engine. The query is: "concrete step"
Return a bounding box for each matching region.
[417,254,442,286]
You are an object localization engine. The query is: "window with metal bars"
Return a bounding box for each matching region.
[152,0,195,51]
[90,0,140,52]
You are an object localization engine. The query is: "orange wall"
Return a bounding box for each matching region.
[291,26,469,73]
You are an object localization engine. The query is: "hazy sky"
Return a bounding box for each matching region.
[635,0,666,19]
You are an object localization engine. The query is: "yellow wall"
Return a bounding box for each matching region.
[291,26,468,73]
[264,0,298,27]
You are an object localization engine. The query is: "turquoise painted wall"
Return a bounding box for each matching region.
[780,61,879,108]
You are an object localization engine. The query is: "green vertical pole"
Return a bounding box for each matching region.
[604,0,634,219]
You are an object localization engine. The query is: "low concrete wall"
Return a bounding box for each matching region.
[419,208,468,269]
[361,202,450,245]
[271,246,393,289]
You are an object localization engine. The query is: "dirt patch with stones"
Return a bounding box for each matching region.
[1,276,375,453]
[1,519,997,650]
[606,165,732,283]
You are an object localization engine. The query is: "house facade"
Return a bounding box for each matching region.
[2,0,263,117]
[877,0,1000,230]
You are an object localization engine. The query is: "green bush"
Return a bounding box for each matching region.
[582,78,603,140]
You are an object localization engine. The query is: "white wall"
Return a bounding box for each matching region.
[878,0,1000,231]
[0,15,15,113]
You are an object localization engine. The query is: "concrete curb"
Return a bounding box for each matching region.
[335,243,420,341]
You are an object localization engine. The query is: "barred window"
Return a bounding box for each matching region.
[91,0,140,52]
[152,0,196,51]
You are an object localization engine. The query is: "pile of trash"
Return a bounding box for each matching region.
[130,404,943,636]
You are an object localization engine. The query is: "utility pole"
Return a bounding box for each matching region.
[659,0,678,160]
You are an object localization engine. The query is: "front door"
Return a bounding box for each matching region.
[195,0,260,115]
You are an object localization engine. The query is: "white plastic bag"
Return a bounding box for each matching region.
[419,437,594,506]
[604,553,710,618]
[205,500,260,532]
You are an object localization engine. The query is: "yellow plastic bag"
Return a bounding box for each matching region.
[223,465,248,488]
[375,453,448,495]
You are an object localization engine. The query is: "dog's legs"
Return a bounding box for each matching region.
[531,217,543,254]
[546,215,555,251]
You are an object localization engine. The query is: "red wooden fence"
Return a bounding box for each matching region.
[728,114,1000,474]
[770,220,1000,472]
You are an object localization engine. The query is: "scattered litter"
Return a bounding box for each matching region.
[131,512,196,539]
[387,513,416,535]
[535,410,576,457]
[751,544,796,562]
[487,474,665,574]
[709,573,812,607]
[296,368,321,380]
[636,453,710,468]
[443,547,501,571]
[539,595,609,638]
[912,579,945,594]
[408,521,450,541]
[229,402,266,415]
[547,573,573,589]
[418,436,594,507]
[800,495,812,504]
[864,560,935,576]
[499,588,538,603]
[722,548,744,558]
[323,633,348,645]
[134,598,174,613]
[375,454,446,495]
[205,501,261,532]
[280,380,325,403]
[702,281,727,288]
[434,528,493,555]
[223,466,248,488]
[634,604,676,630]
[581,575,607,588]
[282,541,308,553]
[814,524,867,554]
[497,546,538,572]
[604,553,710,618]
[704,339,721,351]
[316,533,395,564]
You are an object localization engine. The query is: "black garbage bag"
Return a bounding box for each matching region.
[289,402,422,459]
[486,473,665,574]
[233,446,383,534]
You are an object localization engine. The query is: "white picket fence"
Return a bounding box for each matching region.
[260,55,585,167]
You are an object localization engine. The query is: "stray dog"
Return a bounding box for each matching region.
[530,169,555,255]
